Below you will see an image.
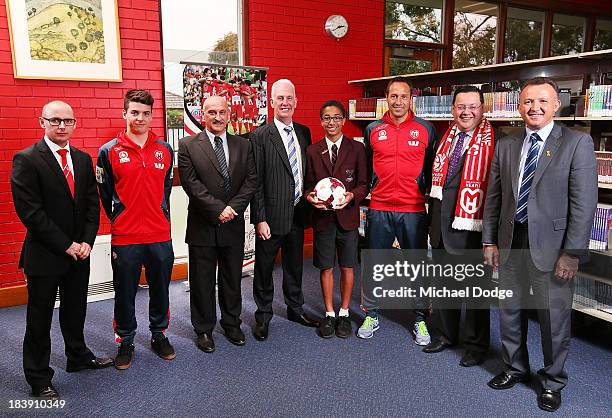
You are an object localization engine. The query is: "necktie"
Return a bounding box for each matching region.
[515,133,542,223]
[285,126,301,204]
[56,149,74,198]
[214,136,230,193]
[446,132,466,182]
[331,143,338,168]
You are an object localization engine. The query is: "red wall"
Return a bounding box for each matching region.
[247,0,384,139]
[0,0,164,288]
[248,0,384,244]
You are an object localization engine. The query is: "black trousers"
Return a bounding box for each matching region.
[432,245,490,352]
[498,226,573,391]
[23,262,94,387]
[253,220,305,324]
[188,243,245,335]
[111,241,174,344]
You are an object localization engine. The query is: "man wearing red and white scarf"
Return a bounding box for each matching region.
[423,86,496,367]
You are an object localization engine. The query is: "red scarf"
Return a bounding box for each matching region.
[430,118,494,232]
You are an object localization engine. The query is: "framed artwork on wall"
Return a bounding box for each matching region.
[5,0,122,81]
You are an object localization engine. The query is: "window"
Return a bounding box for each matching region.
[594,19,612,51]
[504,7,544,62]
[453,0,498,68]
[385,0,443,43]
[551,14,585,56]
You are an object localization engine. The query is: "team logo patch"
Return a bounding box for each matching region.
[154,163,165,170]
[460,188,483,214]
[410,129,419,139]
[154,150,164,161]
[407,140,419,147]
[95,166,104,183]
[345,169,354,183]
[377,129,387,141]
[118,150,130,163]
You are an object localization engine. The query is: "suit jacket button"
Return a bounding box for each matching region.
[509,220,514,224]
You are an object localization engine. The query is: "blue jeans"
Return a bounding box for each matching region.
[363,209,428,322]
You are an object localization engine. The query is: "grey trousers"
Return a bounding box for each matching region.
[498,227,573,391]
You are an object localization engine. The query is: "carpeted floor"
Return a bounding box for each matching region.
[1,264,610,417]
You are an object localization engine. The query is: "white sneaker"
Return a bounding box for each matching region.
[413,320,431,346]
[356,316,380,339]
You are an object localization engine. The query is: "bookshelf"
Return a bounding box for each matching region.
[349,50,612,323]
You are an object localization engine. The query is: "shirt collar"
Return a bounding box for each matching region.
[44,136,70,153]
[325,135,343,150]
[205,129,227,143]
[274,117,294,136]
[525,120,555,142]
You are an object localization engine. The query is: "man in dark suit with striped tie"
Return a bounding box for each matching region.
[250,79,320,340]
[11,101,113,400]
[178,96,257,352]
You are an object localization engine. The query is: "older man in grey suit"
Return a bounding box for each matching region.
[482,77,597,412]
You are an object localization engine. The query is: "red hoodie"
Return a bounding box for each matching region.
[96,131,174,245]
[364,111,436,212]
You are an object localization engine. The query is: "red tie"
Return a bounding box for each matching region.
[57,149,74,198]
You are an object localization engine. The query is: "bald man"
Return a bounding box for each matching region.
[178,96,257,352]
[11,101,113,400]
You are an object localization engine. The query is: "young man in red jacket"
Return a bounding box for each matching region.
[305,101,369,338]
[97,90,175,369]
[359,78,437,344]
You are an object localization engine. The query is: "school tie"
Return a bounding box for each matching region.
[56,148,74,198]
[331,143,338,168]
[214,136,230,193]
[284,126,301,204]
[515,133,543,224]
[446,132,466,182]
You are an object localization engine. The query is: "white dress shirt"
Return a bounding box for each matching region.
[325,135,343,164]
[44,136,73,174]
[274,117,303,187]
[516,120,555,188]
[205,129,229,166]
[450,128,475,156]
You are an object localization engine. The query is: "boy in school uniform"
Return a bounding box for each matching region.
[305,100,369,338]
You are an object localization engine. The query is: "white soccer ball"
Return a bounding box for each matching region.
[314,177,346,210]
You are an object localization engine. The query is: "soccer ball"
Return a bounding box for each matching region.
[314,177,346,210]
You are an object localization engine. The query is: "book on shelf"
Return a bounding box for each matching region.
[596,151,612,184]
[574,275,612,314]
[585,84,612,117]
[589,203,612,251]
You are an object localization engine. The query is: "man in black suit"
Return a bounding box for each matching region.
[250,78,320,340]
[11,101,113,400]
[178,96,257,352]
[423,86,496,367]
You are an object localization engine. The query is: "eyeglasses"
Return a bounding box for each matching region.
[453,105,482,112]
[321,115,344,123]
[42,117,76,126]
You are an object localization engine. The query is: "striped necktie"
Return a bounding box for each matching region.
[56,148,74,198]
[214,136,230,193]
[331,143,338,168]
[515,132,542,224]
[284,126,301,204]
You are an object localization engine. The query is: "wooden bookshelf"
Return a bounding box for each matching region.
[572,302,612,322]
[599,183,612,190]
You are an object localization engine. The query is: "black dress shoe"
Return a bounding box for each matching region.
[31,384,60,400]
[460,350,487,367]
[197,333,215,353]
[66,356,114,372]
[287,310,320,328]
[253,322,269,341]
[225,328,246,346]
[422,338,453,353]
[487,372,530,390]
[538,389,562,412]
